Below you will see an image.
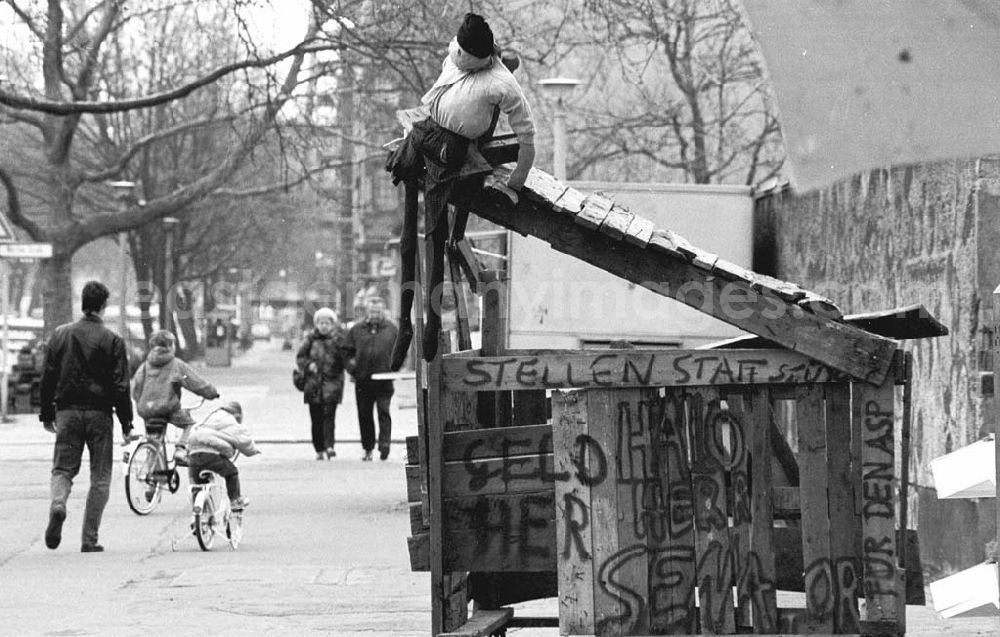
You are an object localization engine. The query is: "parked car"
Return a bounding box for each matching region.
[250,322,271,340]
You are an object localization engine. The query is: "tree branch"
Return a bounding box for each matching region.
[80,113,239,183]
[3,0,45,41]
[0,167,43,240]
[0,40,341,115]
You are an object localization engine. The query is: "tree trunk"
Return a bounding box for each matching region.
[176,286,201,360]
[41,254,74,331]
[19,263,39,318]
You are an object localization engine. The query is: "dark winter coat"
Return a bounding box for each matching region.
[295,328,348,405]
[344,318,398,384]
[39,314,133,429]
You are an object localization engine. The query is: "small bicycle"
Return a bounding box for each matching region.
[123,399,205,515]
[188,452,243,551]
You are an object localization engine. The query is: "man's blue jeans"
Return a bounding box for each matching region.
[50,409,114,547]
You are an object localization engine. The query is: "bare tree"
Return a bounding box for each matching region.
[0,0,330,329]
[572,0,784,185]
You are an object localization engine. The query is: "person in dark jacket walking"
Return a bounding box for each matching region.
[345,297,398,461]
[39,281,133,552]
[296,307,348,460]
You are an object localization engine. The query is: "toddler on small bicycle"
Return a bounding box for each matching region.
[133,330,220,464]
[186,401,259,510]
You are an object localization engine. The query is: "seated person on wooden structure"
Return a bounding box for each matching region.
[388,12,536,367]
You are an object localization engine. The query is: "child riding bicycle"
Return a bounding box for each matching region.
[186,401,259,510]
[132,330,219,464]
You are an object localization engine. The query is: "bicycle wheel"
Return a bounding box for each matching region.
[193,490,216,551]
[125,442,163,515]
[226,508,243,549]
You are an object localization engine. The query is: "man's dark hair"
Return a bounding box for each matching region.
[81,280,110,314]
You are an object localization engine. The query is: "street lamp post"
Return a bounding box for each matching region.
[162,217,180,334]
[537,77,581,181]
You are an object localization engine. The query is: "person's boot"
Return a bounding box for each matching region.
[422,312,441,362]
[44,504,66,550]
[390,317,413,371]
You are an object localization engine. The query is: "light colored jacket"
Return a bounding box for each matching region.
[187,409,260,458]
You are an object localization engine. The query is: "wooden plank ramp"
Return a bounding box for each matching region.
[448,164,898,385]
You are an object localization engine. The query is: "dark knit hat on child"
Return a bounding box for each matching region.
[457,13,494,59]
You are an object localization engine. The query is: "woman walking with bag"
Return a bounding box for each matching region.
[295,307,348,460]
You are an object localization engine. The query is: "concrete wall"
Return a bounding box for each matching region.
[761,157,1000,577]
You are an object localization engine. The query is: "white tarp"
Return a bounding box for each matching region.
[929,562,1000,618]
[741,0,1000,192]
[929,436,996,499]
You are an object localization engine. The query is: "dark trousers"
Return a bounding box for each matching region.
[356,381,394,452]
[50,409,114,547]
[188,452,240,501]
[308,402,337,453]
[398,118,469,360]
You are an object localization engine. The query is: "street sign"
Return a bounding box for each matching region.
[0,243,53,259]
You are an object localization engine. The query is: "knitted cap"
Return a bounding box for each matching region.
[220,400,243,423]
[313,307,338,324]
[457,13,494,59]
[148,329,176,348]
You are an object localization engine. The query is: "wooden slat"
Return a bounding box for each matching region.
[587,389,625,635]
[575,192,615,230]
[442,349,849,392]
[406,435,419,465]
[623,215,655,248]
[648,389,698,634]
[441,424,552,463]
[688,387,736,634]
[553,187,587,215]
[523,167,567,205]
[825,383,862,634]
[452,238,483,293]
[747,388,778,633]
[437,453,555,498]
[853,373,900,627]
[448,187,899,384]
[448,252,473,352]
[428,342,448,634]
[599,204,635,241]
[614,388,653,634]
[410,502,426,535]
[409,533,430,571]
[415,236,430,524]
[647,228,685,259]
[477,270,511,427]
[441,492,555,572]
[798,291,844,320]
[552,391,596,635]
[439,608,514,637]
[722,392,753,630]
[796,385,835,634]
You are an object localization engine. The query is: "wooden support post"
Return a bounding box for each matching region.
[477,270,510,427]
[826,383,862,633]
[429,335,445,635]
[747,388,778,633]
[447,249,472,352]
[552,391,595,635]
[992,285,1000,593]
[688,386,736,634]
[796,385,835,634]
[853,358,901,634]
